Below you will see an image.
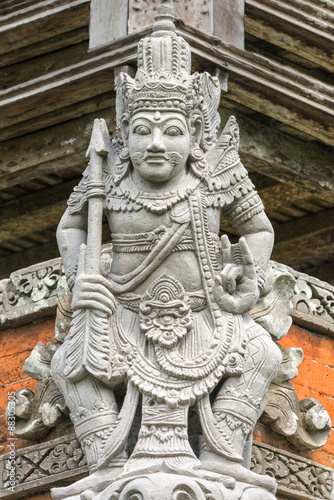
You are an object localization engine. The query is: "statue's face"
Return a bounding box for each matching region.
[128,110,191,183]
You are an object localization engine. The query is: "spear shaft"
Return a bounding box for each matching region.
[85,119,109,274]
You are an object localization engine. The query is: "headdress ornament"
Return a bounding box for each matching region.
[115,1,221,151]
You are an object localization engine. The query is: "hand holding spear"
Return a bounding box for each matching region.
[64,119,115,383]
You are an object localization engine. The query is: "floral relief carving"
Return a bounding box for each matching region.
[1,438,332,500]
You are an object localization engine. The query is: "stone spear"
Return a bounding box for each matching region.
[64,118,113,383]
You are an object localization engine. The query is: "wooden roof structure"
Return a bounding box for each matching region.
[0,0,333,281]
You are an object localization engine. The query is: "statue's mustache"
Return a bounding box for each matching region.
[131,151,183,165]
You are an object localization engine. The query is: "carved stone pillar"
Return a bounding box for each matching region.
[89,0,245,50]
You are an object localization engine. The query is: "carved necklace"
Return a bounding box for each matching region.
[117,170,201,214]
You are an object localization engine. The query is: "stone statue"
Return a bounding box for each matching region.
[51,4,282,499]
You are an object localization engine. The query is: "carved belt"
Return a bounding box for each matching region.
[117,290,207,313]
[111,226,195,253]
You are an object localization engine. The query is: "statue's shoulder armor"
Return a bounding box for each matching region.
[203,116,264,224]
[67,166,90,215]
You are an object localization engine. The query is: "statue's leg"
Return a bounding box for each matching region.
[50,343,126,500]
[200,324,282,492]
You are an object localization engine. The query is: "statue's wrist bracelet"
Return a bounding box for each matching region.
[254,260,267,295]
[65,264,78,291]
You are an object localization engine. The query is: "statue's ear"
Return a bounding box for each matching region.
[190,113,203,147]
[119,114,130,145]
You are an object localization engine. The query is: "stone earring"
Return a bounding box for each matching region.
[119,146,130,161]
[189,144,204,162]
[189,144,209,179]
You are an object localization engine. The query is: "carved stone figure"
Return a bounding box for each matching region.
[51,4,283,499]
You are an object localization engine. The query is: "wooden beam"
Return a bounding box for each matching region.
[0,40,89,89]
[245,0,334,72]
[310,260,334,285]
[272,209,334,266]
[0,106,115,189]
[180,24,334,146]
[0,26,88,68]
[0,240,60,279]
[0,31,142,141]
[1,107,332,204]
[0,223,111,279]
[222,111,334,203]
[0,92,114,146]
[274,207,334,245]
[1,25,333,146]
[0,0,90,56]
[0,179,79,243]
[272,229,334,271]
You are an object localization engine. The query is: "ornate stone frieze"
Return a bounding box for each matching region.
[289,267,334,336]
[128,0,212,34]
[0,435,88,499]
[251,442,334,500]
[0,436,332,500]
[0,258,64,329]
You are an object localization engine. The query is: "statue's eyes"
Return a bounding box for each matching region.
[134,125,150,135]
[165,126,183,136]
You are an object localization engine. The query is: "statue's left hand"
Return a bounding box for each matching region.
[213,235,259,314]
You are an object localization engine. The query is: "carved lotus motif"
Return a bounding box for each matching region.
[139,274,193,349]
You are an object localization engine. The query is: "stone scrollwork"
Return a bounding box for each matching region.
[250,263,295,341]
[251,443,334,500]
[6,341,69,440]
[139,274,193,348]
[0,258,64,327]
[291,269,334,336]
[260,347,332,451]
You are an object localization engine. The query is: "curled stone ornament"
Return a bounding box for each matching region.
[139,274,193,348]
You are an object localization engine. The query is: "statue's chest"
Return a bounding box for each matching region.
[107,204,221,235]
[107,209,173,234]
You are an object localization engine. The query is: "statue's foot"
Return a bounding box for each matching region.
[123,454,200,477]
[199,451,277,494]
[51,466,124,500]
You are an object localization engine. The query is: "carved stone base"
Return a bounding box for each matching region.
[75,472,277,500]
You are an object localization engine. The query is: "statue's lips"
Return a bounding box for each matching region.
[145,155,169,163]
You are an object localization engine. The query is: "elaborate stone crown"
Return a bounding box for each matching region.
[115,1,221,150]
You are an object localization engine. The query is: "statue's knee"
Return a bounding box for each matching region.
[265,336,282,374]
[250,334,282,379]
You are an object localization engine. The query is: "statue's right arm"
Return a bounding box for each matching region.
[56,208,88,290]
[57,207,116,316]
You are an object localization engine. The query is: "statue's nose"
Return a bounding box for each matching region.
[147,129,166,153]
